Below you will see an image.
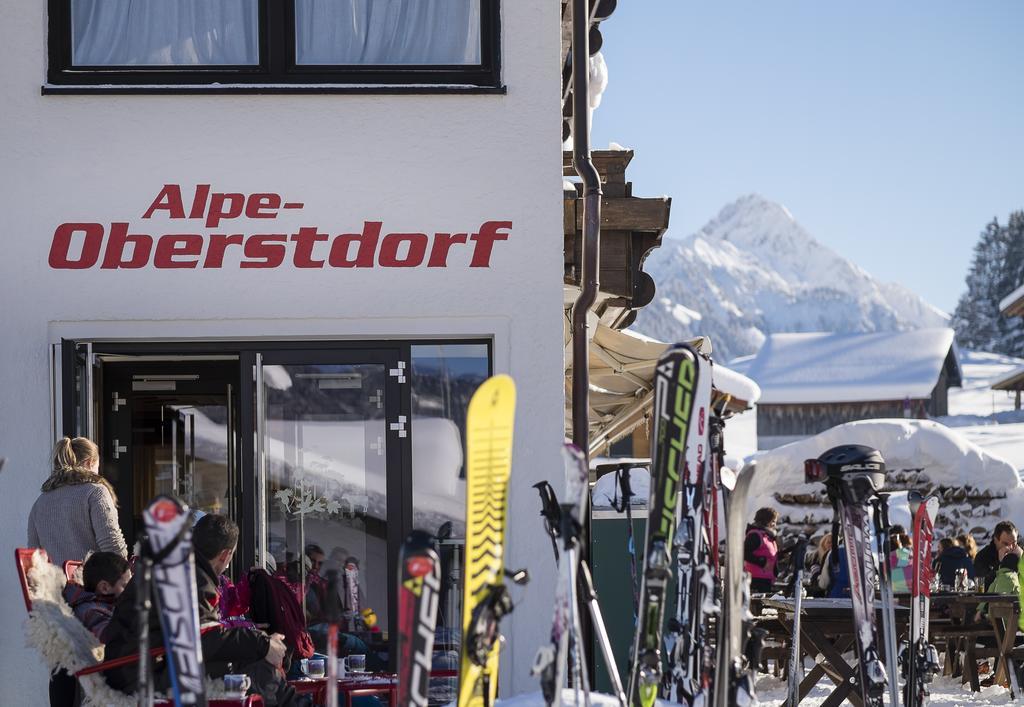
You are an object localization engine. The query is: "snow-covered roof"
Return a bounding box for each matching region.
[992,364,1024,391]
[565,323,761,455]
[730,328,960,404]
[999,281,1024,316]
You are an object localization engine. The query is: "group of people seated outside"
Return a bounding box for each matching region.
[27,436,373,707]
[742,500,1024,614]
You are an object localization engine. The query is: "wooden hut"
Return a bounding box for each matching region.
[730,329,962,449]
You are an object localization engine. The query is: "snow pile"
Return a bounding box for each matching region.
[952,422,1024,476]
[632,194,948,360]
[746,418,1024,533]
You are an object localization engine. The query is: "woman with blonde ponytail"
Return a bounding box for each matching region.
[27,437,127,567]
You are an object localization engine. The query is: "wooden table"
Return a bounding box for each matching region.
[761,597,909,707]
[290,673,398,707]
[758,594,1021,704]
[923,592,1020,692]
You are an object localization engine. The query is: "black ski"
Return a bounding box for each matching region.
[807,445,890,707]
[666,349,714,705]
[784,538,807,707]
[626,343,700,707]
[397,530,442,707]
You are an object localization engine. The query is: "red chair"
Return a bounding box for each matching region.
[16,549,263,706]
[64,559,83,584]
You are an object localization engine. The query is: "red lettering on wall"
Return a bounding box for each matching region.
[143,185,186,219]
[291,227,328,268]
[188,185,211,219]
[207,193,245,228]
[241,235,287,268]
[203,234,244,268]
[49,223,103,269]
[246,194,282,219]
[101,222,153,269]
[379,233,428,267]
[469,221,511,267]
[428,233,468,267]
[154,235,204,268]
[46,212,512,271]
[328,222,382,268]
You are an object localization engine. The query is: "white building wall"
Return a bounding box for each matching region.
[0,1,563,701]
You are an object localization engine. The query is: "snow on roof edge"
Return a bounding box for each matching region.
[1000,282,1024,313]
[747,328,957,404]
[713,363,761,404]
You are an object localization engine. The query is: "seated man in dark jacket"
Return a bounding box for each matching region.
[104,514,297,706]
[975,520,1018,591]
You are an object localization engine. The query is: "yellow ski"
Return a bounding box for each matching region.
[459,374,516,707]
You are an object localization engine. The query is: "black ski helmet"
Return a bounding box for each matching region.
[812,444,886,505]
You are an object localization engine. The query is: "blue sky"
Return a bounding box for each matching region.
[590,1,1024,313]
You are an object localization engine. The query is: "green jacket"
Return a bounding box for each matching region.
[980,556,1024,632]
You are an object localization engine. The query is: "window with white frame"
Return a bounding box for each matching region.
[47,0,500,90]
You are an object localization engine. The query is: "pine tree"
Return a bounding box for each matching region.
[952,218,1005,351]
[997,211,1024,355]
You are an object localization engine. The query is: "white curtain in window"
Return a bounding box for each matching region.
[294,0,481,66]
[71,0,259,66]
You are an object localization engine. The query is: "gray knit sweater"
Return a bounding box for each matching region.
[27,483,128,567]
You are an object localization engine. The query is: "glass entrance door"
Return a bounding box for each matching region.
[253,349,404,653]
[60,339,100,439]
[100,359,240,553]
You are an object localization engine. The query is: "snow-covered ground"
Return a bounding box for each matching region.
[756,674,1013,706]
[491,679,1016,707]
[941,349,1024,478]
[946,349,1024,419]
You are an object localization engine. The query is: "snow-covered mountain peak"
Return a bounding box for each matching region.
[696,192,806,247]
[631,195,950,361]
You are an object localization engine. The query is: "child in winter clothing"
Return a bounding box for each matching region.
[62,551,130,641]
[744,507,780,594]
[889,533,913,594]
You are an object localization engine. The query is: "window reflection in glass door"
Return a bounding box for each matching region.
[259,362,390,651]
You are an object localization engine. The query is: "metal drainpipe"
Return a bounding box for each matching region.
[570,0,602,458]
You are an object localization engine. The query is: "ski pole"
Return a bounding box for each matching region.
[533,480,562,562]
[873,494,900,707]
[135,541,154,707]
[784,538,807,707]
[615,467,640,617]
[578,561,627,707]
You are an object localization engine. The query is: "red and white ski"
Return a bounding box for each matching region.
[905,491,940,707]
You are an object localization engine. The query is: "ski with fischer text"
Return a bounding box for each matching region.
[626,343,699,707]
[665,349,715,705]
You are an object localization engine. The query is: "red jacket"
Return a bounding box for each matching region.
[247,569,315,660]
